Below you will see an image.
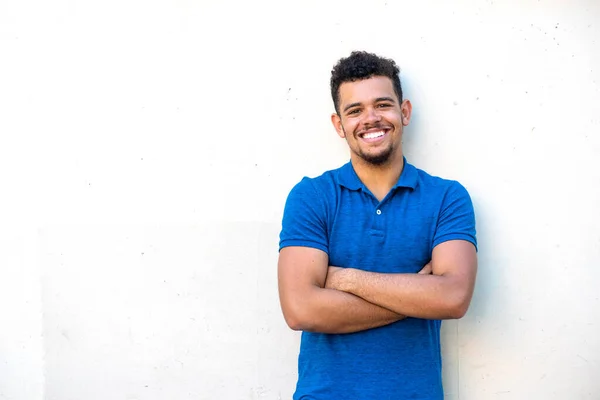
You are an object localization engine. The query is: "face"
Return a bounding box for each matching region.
[331,76,412,166]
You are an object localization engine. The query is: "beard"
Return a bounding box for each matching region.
[356,144,394,165]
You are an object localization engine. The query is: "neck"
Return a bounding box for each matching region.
[351,151,405,201]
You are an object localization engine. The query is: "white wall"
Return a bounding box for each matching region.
[1,0,599,399]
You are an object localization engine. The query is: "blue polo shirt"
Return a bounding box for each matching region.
[279,158,477,400]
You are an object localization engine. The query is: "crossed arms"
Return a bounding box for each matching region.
[277,240,477,334]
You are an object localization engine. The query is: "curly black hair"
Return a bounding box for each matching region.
[330,51,403,114]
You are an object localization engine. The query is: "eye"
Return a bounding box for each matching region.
[347,109,360,115]
[377,103,392,108]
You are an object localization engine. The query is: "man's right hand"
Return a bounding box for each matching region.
[418,262,433,275]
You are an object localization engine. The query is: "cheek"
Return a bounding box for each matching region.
[337,123,350,139]
[340,121,354,136]
[344,120,359,133]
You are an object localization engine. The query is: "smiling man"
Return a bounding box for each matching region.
[278,51,478,399]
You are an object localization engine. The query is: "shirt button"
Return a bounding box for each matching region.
[376,209,382,215]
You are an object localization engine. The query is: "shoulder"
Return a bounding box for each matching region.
[412,165,472,199]
[410,165,477,248]
[280,166,346,253]
[285,164,346,200]
[407,163,475,219]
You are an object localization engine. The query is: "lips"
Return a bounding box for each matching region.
[363,130,385,139]
[358,127,391,143]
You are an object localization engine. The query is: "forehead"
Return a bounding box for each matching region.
[338,76,397,106]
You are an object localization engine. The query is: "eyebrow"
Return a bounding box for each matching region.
[376,97,396,103]
[342,97,397,113]
[343,102,362,113]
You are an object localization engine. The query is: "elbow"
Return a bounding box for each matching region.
[443,292,472,319]
[281,303,314,331]
[436,276,474,319]
[447,302,469,319]
[282,310,304,331]
[285,314,318,332]
[286,317,305,331]
[280,286,324,331]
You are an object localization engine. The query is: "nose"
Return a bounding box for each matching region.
[363,106,382,125]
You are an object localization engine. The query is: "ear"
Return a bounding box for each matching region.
[400,100,412,126]
[331,113,345,138]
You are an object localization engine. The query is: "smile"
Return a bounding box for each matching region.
[358,128,390,143]
[363,130,385,139]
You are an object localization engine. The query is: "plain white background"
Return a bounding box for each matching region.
[1,0,599,399]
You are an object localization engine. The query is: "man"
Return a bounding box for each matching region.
[278,51,477,399]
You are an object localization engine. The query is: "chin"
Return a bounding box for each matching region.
[361,154,392,165]
[360,149,395,165]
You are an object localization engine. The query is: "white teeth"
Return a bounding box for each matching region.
[363,131,385,139]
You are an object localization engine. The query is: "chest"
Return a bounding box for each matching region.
[327,189,437,273]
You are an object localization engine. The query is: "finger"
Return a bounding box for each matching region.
[418,263,432,275]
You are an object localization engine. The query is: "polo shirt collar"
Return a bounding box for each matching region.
[394,158,419,190]
[337,157,418,191]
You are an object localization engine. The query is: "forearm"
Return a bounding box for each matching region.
[283,285,405,334]
[339,270,469,320]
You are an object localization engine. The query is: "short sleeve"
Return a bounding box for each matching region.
[432,181,477,251]
[279,178,329,254]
